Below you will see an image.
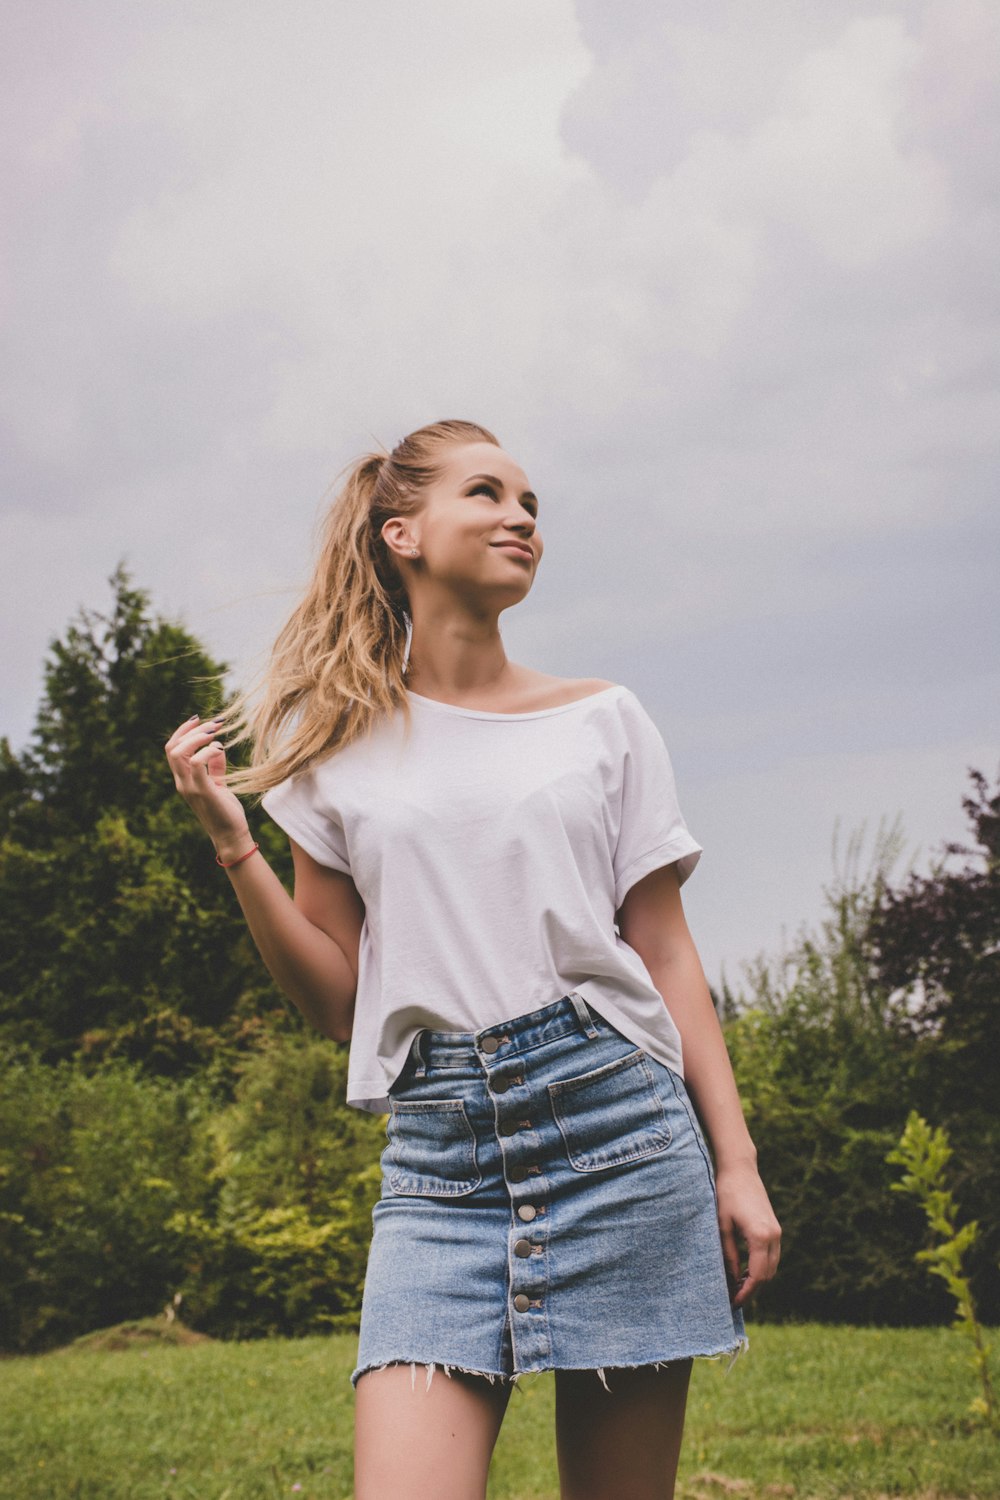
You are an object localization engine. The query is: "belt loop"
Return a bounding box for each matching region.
[568,991,599,1038]
[411,1029,428,1076]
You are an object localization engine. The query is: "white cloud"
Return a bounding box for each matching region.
[1,1,996,985]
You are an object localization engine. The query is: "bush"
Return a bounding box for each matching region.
[723,820,954,1325]
[171,1034,386,1339]
[0,1037,387,1350]
[0,1054,216,1351]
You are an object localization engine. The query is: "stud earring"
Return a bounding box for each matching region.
[410,548,418,556]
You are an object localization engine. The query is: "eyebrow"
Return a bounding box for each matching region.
[464,473,540,507]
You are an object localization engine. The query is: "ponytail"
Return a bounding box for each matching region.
[212,419,499,799]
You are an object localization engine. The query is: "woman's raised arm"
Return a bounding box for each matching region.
[164,714,359,1042]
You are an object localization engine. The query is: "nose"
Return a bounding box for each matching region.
[502,508,536,536]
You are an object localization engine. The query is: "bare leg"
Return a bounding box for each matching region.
[554,1360,693,1500]
[354,1363,515,1500]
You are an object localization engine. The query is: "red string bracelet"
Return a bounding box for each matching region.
[215,842,260,869]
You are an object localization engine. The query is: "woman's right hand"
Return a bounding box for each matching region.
[165,714,252,859]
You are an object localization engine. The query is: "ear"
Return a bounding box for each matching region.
[381,516,417,559]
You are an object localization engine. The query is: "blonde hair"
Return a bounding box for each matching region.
[215,418,501,801]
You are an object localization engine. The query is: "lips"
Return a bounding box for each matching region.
[492,542,533,560]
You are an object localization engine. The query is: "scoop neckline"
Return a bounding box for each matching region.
[404,684,624,720]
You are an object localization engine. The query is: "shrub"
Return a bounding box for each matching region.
[171,1034,385,1339]
[0,1054,216,1351]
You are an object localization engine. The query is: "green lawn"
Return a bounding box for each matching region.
[1,1323,997,1498]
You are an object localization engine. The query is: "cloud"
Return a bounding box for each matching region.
[1,0,996,985]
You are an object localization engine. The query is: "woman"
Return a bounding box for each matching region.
[165,418,781,1500]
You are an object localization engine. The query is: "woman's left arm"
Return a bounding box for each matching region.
[616,862,782,1309]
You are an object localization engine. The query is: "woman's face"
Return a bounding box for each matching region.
[390,442,543,605]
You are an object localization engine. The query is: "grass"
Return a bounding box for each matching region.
[0,1322,997,1498]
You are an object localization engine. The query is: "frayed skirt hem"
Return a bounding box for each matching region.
[351,1335,749,1393]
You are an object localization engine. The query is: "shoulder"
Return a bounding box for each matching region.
[513,669,620,709]
[550,674,619,700]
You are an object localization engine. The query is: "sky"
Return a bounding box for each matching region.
[3,0,998,994]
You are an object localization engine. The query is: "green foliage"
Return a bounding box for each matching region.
[722,818,945,1323]
[0,567,389,1351]
[2,566,998,1350]
[867,765,1000,1321]
[0,562,295,1071]
[209,1031,384,1218]
[168,1188,380,1342]
[1,560,222,843]
[887,1110,998,1430]
[169,1036,386,1340]
[0,1038,386,1352]
[0,1053,217,1352]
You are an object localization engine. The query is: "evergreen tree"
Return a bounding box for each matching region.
[0,562,296,1070]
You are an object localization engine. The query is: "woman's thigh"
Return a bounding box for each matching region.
[354,1363,514,1500]
[554,1360,693,1500]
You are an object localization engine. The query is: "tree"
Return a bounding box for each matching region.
[3,560,220,844]
[723,817,952,1323]
[865,765,1000,1324]
[721,778,1000,1327]
[865,765,999,1088]
[0,562,297,1070]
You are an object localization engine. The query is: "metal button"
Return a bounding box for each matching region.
[507,1164,529,1183]
[480,1036,501,1054]
[517,1204,537,1222]
[513,1294,531,1313]
[513,1238,534,1258]
[492,1075,512,1093]
[498,1120,518,1137]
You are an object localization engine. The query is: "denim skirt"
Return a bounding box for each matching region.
[351,991,747,1392]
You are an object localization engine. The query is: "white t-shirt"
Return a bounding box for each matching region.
[261,684,703,1113]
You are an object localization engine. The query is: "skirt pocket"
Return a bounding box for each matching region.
[548,1048,672,1172]
[386,1098,482,1197]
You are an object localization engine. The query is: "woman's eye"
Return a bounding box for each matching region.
[469,483,537,518]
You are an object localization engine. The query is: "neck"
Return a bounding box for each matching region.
[404,628,511,701]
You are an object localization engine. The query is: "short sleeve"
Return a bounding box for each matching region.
[612,692,703,910]
[260,767,352,876]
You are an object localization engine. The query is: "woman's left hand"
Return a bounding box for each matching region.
[714,1159,782,1309]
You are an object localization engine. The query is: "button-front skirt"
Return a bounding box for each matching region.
[351,991,747,1391]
